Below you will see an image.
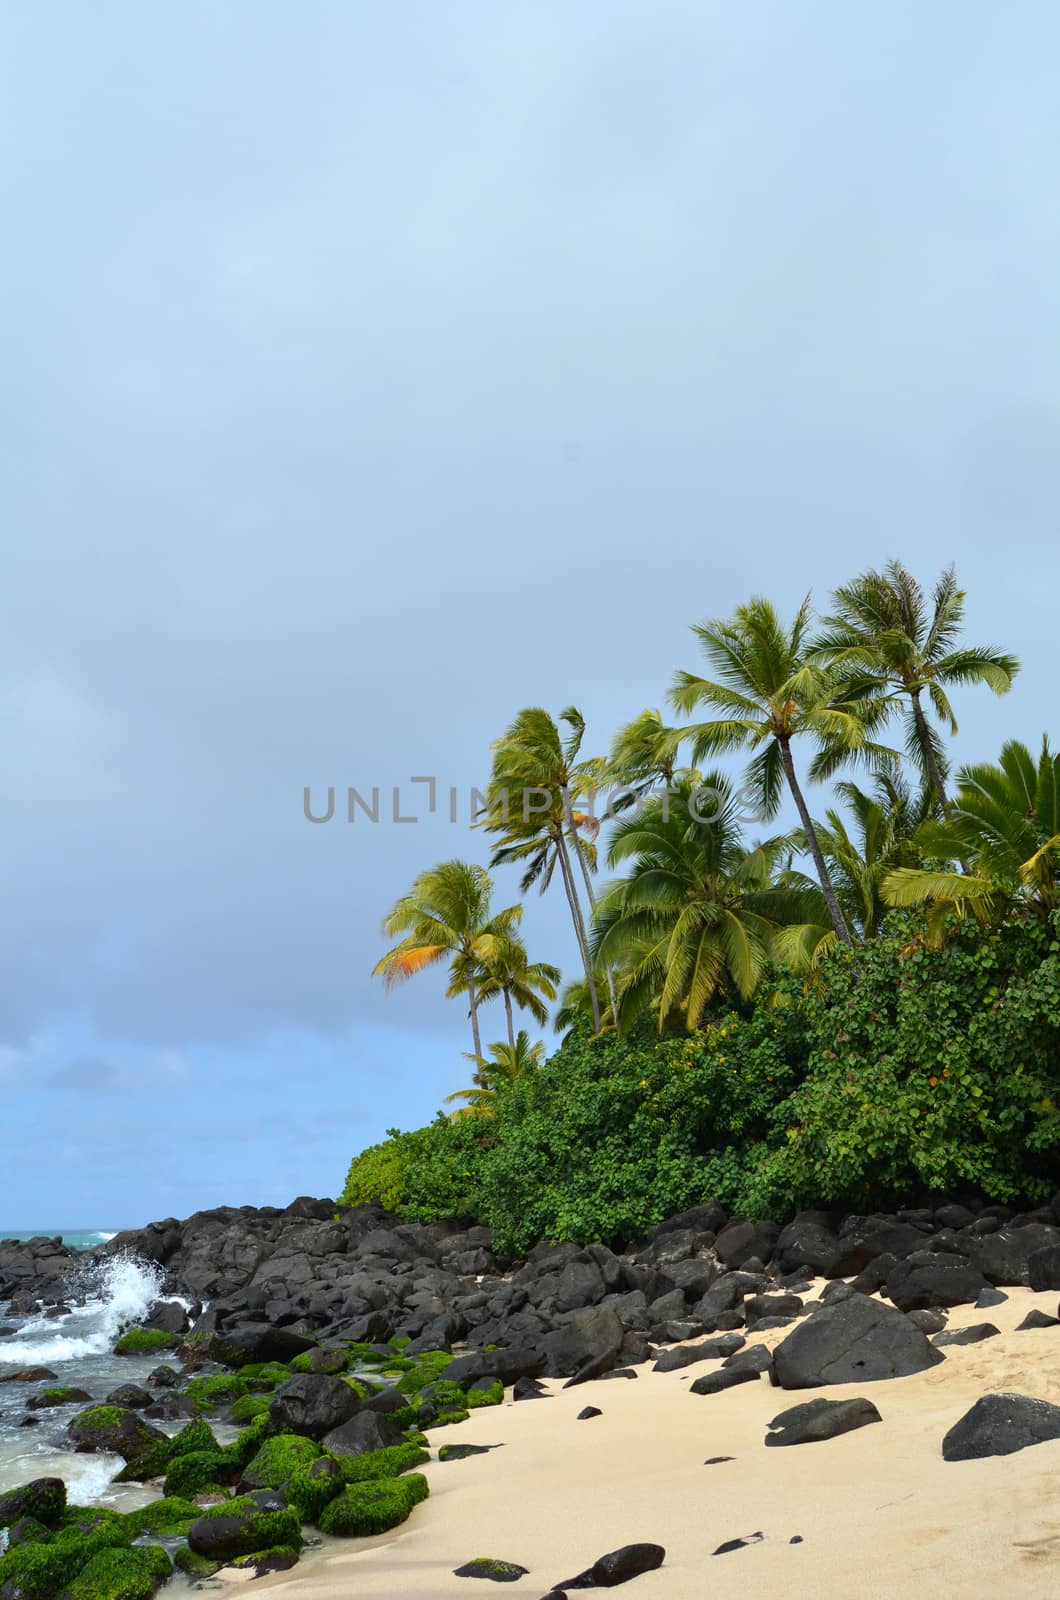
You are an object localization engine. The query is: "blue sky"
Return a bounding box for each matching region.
[3,2,1059,1227]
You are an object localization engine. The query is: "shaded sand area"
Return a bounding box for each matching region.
[229,1286,1060,1600]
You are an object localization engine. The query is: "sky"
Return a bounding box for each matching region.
[2,2,1059,1228]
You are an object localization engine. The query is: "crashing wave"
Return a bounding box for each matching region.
[0,1254,165,1365]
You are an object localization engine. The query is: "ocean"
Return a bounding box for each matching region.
[1,1232,118,1250]
[0,1248,202,1509]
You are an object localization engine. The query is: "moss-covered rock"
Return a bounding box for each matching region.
[395,1353,453,1396]
[186,1495,302,1561]
[171,1547,220,1581]
[226,1394,271,1425]
[61,1544,171,1600]
[122,1498,201,1538]
[316,1474,428,1537]
[162,1451,238,1500]
[337,1444,430,1485]
[65,1409,169,1469]
[434,1409,471,1427]
[0,1512,132,1600]
[235,1362,291,1391]
[113,1330,176,1357]
[185,1374,249,1412]
[112,1414,222,1485]
[289,1348,348,1376]
[239,1435,341,1523]
[228,1546,300,1576]
[452,1557,530,1582]
[26,1388,94,1412]
[4,1517,52,1549]
[0,1479,67,1530]
[466,1379,503,1410]
[226,1411,273,1469]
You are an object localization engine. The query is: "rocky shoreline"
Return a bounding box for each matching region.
[2,1190,1060,1596]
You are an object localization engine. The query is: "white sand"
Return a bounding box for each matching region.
[231,1285,1060,1599]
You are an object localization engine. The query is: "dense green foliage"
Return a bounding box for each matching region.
[348,914,1060,1243]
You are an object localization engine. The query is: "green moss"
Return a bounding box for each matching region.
[336,1444,429,1485]
[316,1474,428,1537]
[113,1329,176,1356]
[289,1348,347,1375]
[345,1343,383,1364]
[433,1409,470,1427]
[235,1361,291,1390]
[342,1378,371,1401]
[122,1498,200,1538]
[187,1495,302,1559]
[5,1517,52,1547]
[225,1410,273,1470]
[34,1387,88,1408]
[186,1374,249,1411]
[226,1394,271,1425]
[466,1379,503,1409]
[163,1452,238,1499]
[241,1435,341,1522]
[70,1406,126,1438]
[395,1352,453,1395]
[417,1379,466,1410]
[172,1546,220,1580]
[456,1559,529,1581]
[63,1545,172,1600]
[171,1417,220,1455]
[0,1516,131,1600]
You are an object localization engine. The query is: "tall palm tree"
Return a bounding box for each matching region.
[669,596,893,945]
[448,932,561,1048]
[481,707,605,1030]
[444,1030,546,1120]
[883,737,1060,937]
[591,775,799,1029]
[372,860,522,1059]
[818,561,1019,811]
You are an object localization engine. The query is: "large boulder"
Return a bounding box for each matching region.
[65,1405,170,1464]
[976,1225,1060,1286]
[187,1490,302,1559]
[772,1295,945,1389]
[826,1222,928,1279]
[268,1374,361,1440]
[712,1220,780,1269]
[774,1213,844,1276]
[942,1393,1060,1460]
[1028,1245,1060,1291]
[885,1255,989,1312]
[765,1397,882,1447]
[539,1306,624,1382]
[443,1347,545,1387]
[321,1411,407,1458]
[0,1478,66,1528]
[207,1323,316,1367]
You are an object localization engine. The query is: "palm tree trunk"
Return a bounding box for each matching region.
[910,688,949,813]
[565,807,619,1025]
[502,985,515,1049]
[778,737,853,945]
[467,966,483,1060]
[555,829,602,1030]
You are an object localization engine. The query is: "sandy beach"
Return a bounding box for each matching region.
[224,1284,1060,1600]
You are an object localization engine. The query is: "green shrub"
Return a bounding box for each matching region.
[749,917,1060,1212]
[316,1474,427,1537]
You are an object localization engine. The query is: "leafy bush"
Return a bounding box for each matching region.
[750,915,1060,1212]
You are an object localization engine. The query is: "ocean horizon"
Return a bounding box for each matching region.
[0,1229,118,1250]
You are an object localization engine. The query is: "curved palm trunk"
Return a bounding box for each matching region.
[502,985,516,1049]
[466,964,483,1060]
[555,828,602,1031]
[910,688,950,813]
[778,737,853,945]
[565,805,619,1025]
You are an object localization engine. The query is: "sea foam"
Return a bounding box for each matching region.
[0,1254,165,1365]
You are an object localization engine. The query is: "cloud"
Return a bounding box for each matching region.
[46,1057,124,1096]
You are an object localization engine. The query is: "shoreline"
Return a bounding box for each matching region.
[223,1284,1060,1600]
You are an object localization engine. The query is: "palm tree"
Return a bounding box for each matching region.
[669,596,893,945]
[372,860,522,1059]
[444,1030,546,1119]
[883,737,1060,936]
[449,932,561,1048]
[591,776,800,1029]
[607,709,683,800]
[481,707,605,1030]
[818,562,1019,811]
